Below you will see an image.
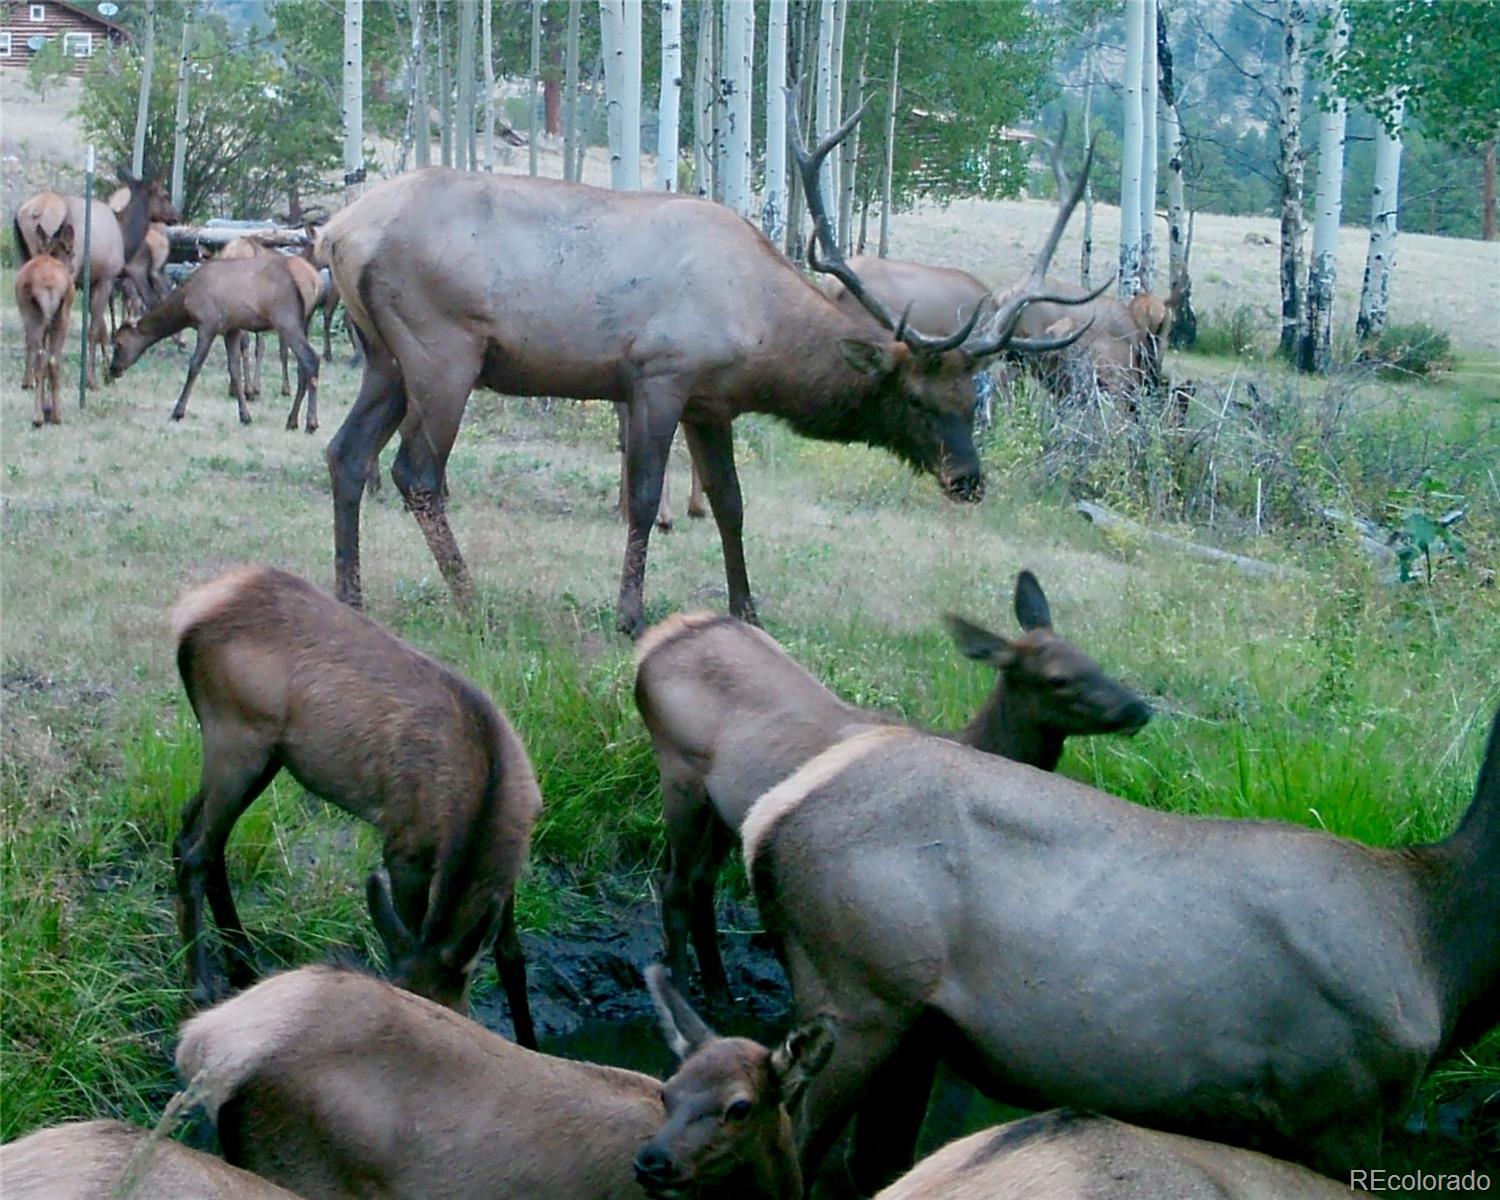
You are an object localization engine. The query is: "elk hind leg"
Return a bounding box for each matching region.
[493,893,537,1049]
[224,331,253,424]
[683,421,757,625]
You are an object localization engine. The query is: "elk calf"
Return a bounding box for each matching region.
[14,233,76,427]
[170,566,539,1044]
[744,705,1500,1184]
[109,257,319,430]
[635,571,1149,1004]
[876,1110,1359,1199]
[0,1119,301,1200]
[176,964,836,1200]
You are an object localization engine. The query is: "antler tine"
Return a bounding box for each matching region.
[1046,111,1071,197]
[963,275,1115,360]
[1030,137,1094,283]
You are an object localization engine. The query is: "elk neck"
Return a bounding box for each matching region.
[952,683,1065,772]
[137,286,191,343]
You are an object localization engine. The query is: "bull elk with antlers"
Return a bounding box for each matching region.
[317,98,1100,637]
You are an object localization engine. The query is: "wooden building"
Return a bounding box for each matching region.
[0,1,129,75]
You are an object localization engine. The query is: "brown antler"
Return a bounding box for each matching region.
[788,91,989,355]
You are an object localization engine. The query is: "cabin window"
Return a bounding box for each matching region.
[0,33,12,56]
[63,31,92,57]
[29,5,46,21]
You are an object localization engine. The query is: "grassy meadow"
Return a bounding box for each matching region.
[2,288,1498,1181]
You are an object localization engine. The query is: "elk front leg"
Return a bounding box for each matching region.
[846,1031,939,1193]
[617,401,673,530]
[170,329,217,422]
[327,344,408,608]
[660,764,731,1003]
[278,322,320,433]
[493,894,537,1049]
[87,286,110,389]
[683,421,757,625]
[617,388,683,637]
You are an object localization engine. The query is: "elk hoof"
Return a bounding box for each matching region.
[170,410,186,422]
[240,414,253,426]
[305,422,319,435]
[687,505,708,520]
[285,416,298,431]
[189,974,231,1009]
[32,417,43,428]
[655,517,674,533]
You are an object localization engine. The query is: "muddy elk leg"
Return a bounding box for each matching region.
[224,331,253,424]
[617,401,673,531]
[327,343,408,608]
[683,421,758,625]
[493,893,537,1049]
[391,390,478,615]
[170,329,218,422]
[846,1032,939,1193]
[660,767,729,1002]
[616,387,682,638]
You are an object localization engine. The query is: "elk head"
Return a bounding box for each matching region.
[108,321,152,379]
[634,965,836,1199]
[789,97,1107,505]
[945,571,1152,740]
[366,869,501,1012]
[40,221,75,263]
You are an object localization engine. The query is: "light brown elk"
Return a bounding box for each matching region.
[874,1110,1361,1200]
[1018,280,1182,399]
[15,173,178,387]
[109,256,320,430]
[14,227,76,428]
[0,1120,303,1200]
[316,100,1097,636]
[635,571,1149,1006]
[175,964,836,1200]
[169,566,539,1044]
[742,704,1500,1186]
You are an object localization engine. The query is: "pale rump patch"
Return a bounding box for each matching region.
[740,726,912,871]
[633,610,725,665]
[170,565,267,643]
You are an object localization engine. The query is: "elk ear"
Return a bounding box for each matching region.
[646,964,715,1060]
[839,338,902,377]
[55,223,76,256]
[770,1015,837,1108]
[943,614,1017,669]
[1013,570,1053,631]
[366,870,417,961]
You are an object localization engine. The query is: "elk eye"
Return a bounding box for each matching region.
[725,1099,753,1121]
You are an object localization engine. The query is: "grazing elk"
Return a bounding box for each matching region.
[15,173,178,387]
[0,1120,303,1200]
[169,566,539,1044]
[316,100,1098,636]
[1018,280,1182,399]
[741,704,1500,1186]
[875,1110,1360,1200]
[14,226,76,427]
[109,256,320,431]
[176,964,836,1200]
[635,571,1149,1006]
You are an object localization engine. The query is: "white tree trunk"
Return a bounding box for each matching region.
[600,0,625,188]
[713,2,729,202]
[170,7,192,210]
[1118,0,1144,299]
[482,0,495,170]
[529,0,542,175]
[621,0,643,189]
[563,0,581,181]
[1300,4,1348,372]
[1081,38,1094,286]
[131,0,154,179]
[657,0,682,191]
[878,24,900,258]
[762,0,789,242]
[693,1,714,198]
[815,0,837,221]
[412,0,430,168]
[827,0,847,240]
[456,0,475,170]
[838,2,869,253]
[1139,0,1158,290]
[722,0,754,214]
[343,0,365,200]
[1276,0,1306,359]
[437,0,452,167]
[1357,93,1404,342]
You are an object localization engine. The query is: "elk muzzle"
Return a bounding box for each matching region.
[633,1142,690,1199]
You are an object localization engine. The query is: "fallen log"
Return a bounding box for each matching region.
[1075,500,1304,580]
[162,224,311,262]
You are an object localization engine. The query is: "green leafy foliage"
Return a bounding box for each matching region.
[1358,322,1456,378]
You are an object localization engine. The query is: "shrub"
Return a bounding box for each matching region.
[1193,304,1268,358]
[1358,322,1455,378]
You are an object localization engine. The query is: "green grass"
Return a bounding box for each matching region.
[2,295,1497,1181]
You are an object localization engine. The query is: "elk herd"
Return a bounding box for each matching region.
[6,113,1496,1200]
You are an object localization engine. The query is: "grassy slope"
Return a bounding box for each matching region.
[1,293,1497,1180]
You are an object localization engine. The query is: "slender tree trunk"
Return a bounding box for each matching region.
[787,0,818,257]
[814,0,836,221]
[1483,139,1496,241]
[131,0,154,179]
[600,0,625,187]
[877,23,900,258]
[1298,4,1347,373]
[621,0,643,189]
[412,0,430,168]
[1275,0,1306,359]
[483,0,496,169]
[343,0,365,201]
[530,0,542,175]
[723,0,754,214]
[1159,0,1195,347]
[1139,0,1158,290]
[657,0,682,191]
[693,0,714,198]
[1357,93,1404,342]
[1118,0,1144,299]
[456,0,475,170]
[563,0,581,181]
[837,1,870,254]
[713,1,729,203]
[1080,37,1094,286]
[437,0,453,167]
[762,0,789,242]
[170,6,192,212]
[827,0,847,239]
